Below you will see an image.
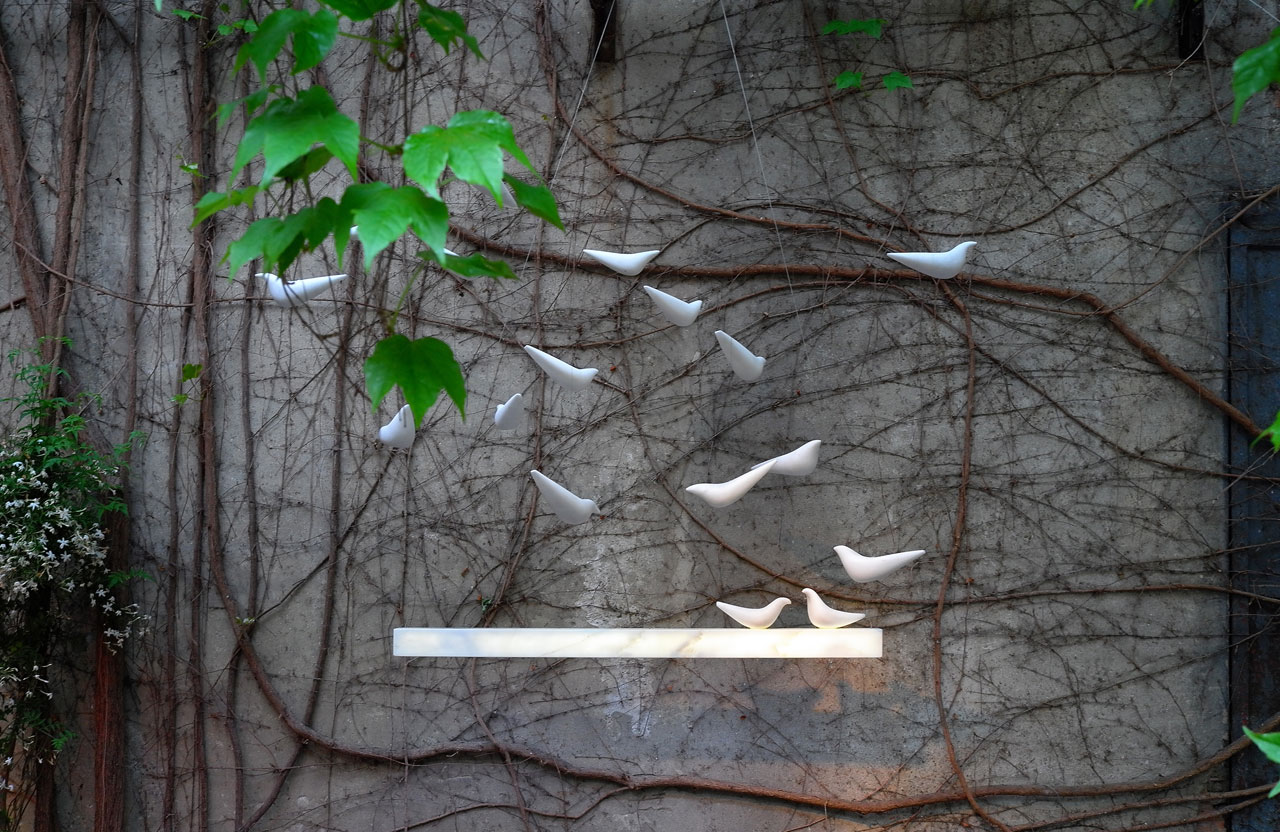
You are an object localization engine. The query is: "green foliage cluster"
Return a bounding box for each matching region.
[822,18,913,92]
[185,1,564,428]
[0,345,145,829]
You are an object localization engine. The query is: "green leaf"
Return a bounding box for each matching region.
[226,218,278,277]
[833,71,863,90]
[319,0,398,20]
[274,147,334,183]
[419,249,518,280]
[192,186,260,227]
[232,86,359,184]
[1245,726,1280,763]
[223,197,344,275]
[234,9,338,80]
[341,182,448,265]
[1253,408,1280,453]
[883,71,914,90]
[181,363,203,382]
[216,86,274,130]
[503,174,563,229]
[364,334,466,426]
[171,393,189,405]
[107,567,154,588]
[172,9,202,20]
[1232,28,1280,123]
[403,110,533,202]
[821,18,885,38]
[416,3,483,59]
[1243,726,1280,794]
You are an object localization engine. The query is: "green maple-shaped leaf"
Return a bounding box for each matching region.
[1233,27,1280,123]
[224,198,343,276]
[232,86,359,184]
[821,18,886,38]
[416,3,483,58]
[883,71,914,90]
[403,110,533,202]
[341,182,448,266]
[234,9,338,81]
[833,71,863,90]
[1252,408,1280,453]
[364,334,466,426]
[226,218,281,278]
[319,0,398,21]
[503,174,563,229]
[1243,727,1280,797]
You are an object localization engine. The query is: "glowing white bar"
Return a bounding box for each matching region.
[393,627,881,659]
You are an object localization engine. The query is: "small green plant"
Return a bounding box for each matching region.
[171,362,202,405]
[822,18,914,91]
[1244,726,1280,797]
[0,344,145,831]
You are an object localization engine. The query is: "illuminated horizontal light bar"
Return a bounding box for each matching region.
[393,627,882,659]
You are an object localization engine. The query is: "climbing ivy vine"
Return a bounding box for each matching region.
[182,0,563,427]
[822,17,913,92]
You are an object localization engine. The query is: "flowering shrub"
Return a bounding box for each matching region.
[0,347,144,828]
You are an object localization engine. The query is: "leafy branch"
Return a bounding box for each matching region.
[185,2,563,428]
[822,18,914,91]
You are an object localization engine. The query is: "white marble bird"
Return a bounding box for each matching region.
[751,440,821,477]
[529,470,599,524]
[522,345,598,392]
[582,248,661,276]
[257,272,346,308]
[378,404,415,449]
[685,460,775,508]
[885,241,976,280]
[642,285,702,327]
[833,546,927,583]
[493,393,525,430]
[801,588,866,629]
[716,597,791,629]
[713,330,766,382]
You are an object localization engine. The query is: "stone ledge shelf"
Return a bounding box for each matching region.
[393,627,882,659]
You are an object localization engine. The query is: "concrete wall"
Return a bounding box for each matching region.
[1,0,1274,829]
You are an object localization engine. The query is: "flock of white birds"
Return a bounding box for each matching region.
[257,239,980,631]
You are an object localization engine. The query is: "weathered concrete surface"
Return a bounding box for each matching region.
[1,0,1275,829]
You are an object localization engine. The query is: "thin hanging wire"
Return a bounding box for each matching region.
[549,0,614,185]
[1242,0,1280,25]
[719,0,792,293]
